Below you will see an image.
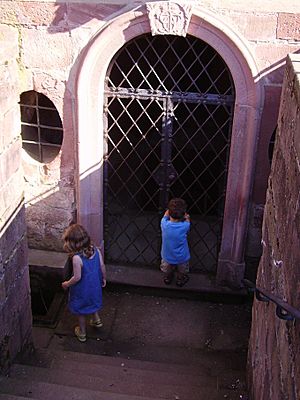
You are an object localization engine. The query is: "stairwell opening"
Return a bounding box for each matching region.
[29,265,66,328]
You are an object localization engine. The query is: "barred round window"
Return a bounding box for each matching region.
[20,91,63,163]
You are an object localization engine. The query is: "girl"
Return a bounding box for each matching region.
[61,224,106,342]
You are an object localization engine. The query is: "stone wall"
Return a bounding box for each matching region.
[247,53,300,400]
[0,1,299,258]
[0,1,123,252]
[0,24,32,373]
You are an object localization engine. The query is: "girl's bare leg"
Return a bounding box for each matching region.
[89,311,103,327]
[78,315,86,335]
[92,311,100,322]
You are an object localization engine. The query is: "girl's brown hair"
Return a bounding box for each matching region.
[62,224,94,258]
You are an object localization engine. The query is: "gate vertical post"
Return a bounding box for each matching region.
[217,105,261,288]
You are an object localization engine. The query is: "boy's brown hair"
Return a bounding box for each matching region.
[168,198,187,220]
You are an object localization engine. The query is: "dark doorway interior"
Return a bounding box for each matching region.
[104,34,235,274]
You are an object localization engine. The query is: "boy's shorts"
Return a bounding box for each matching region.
[160,259,189,274]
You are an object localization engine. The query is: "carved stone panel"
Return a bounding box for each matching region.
[146,1,193,36]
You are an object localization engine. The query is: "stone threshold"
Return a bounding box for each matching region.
[107,263,247,298]
[28,249,247,298]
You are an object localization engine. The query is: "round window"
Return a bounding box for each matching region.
[20,91,63,163]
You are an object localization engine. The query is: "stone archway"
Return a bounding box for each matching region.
[75,2,263,288]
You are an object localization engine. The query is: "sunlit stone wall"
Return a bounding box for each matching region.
[247,53,300,400]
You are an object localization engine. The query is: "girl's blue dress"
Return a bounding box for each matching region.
[68,249,103,315]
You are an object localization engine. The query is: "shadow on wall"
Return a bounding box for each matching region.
[0,205,32,372]
[48,2,126,32]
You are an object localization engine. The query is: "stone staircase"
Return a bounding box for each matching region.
[0,288,250,399]
[0,346,247,400]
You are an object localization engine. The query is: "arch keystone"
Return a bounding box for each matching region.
[146,1,192,36]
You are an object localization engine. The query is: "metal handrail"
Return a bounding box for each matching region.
[242,279,300,321]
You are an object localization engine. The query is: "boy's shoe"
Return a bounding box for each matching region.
[89,318,103,328]
[163,270,174,285]
[164,276,172,285]
[74,326,86,342]
[176,274,189,287]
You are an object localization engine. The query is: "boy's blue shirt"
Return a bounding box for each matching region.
[161,216,190,264]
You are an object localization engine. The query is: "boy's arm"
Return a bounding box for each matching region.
[184,213,190,222]
[164,209,169,217]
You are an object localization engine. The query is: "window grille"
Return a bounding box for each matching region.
[104,34,235,272]
[20,91,63,163]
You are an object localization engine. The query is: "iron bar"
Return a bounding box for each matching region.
[243,279,300,321]
[105,88,234,105]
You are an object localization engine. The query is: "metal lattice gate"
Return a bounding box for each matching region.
[104,34,235,273]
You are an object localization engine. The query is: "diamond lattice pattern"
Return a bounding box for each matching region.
[104,34,234,272]
[170,101,232,268]
[108,34,233,95]
[105,97,163,266]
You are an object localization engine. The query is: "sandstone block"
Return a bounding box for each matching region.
[0,62,20,112]
[277,13,300,40]
[0,139,22,188]
[225,12,277,41]
[0,274,6,304]
[253,43,300,84]
[4,238,28,295]
[0,204,27,262]
[3,269,31,329]
[0,24,18,61]
[66,3,121,28]
[18,295,33,342]
[21,28,74,70]
[26,204,72,251]
[15,1,67,29]
[32,186,75,209]
[0,106,21,153]
[211,0,300,13]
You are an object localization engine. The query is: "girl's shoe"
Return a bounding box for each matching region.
[74,326,86,342]
[89,318,103,328]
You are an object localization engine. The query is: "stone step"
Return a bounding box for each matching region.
[17,347,246,395]
[19,347,210,376]
[36,357,207,388]
[0,394,34,400]
[8,363,235,400]
[50,334,248,377]
[0,378,161,400]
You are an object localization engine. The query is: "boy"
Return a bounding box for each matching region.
[160,198,190,287]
